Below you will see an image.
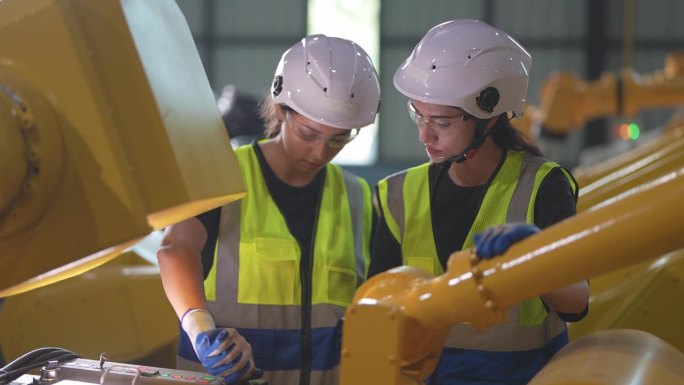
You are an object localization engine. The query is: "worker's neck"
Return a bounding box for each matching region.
[259,139,319,187]
[447,140,503,187]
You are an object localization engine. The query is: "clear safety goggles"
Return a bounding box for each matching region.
[407,100,471,135]
[286,111,359,149]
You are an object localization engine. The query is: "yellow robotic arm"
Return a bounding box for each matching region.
[340,166,684,385]
[540,52,684,135]
[0,0,245,297]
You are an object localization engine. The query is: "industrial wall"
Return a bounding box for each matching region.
[175,0,684,179]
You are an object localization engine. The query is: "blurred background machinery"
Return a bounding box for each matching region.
[216,84,265,148]
[2,1,684,385]
[514,53,684,356]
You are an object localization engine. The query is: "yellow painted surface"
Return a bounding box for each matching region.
[341,167,684,385]
[569,250,684,353]
[0,252,178,367]
[574,125,684,189]
[0,0,245,297]
[577,135,684,211]
[530,330,684,385]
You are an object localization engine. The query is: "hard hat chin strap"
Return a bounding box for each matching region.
[446,118,490,164]
[431,118,493,203]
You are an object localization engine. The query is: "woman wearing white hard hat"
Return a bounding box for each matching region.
[369,20,589,384]
[158,34,380,385]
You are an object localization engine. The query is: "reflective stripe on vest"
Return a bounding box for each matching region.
[378,150,576,351]
[200,144,371,379]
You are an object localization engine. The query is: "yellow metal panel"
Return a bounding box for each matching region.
[0,0,245,297]
[577,136,684,211]
[574,126,684,188]
[529,330,684,385]
[569,250,684,352]
[0,255,178,367]
[340,304,413,385]
[0,93,24,213]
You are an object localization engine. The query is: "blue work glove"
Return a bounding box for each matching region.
[181,309,261,384]
[195,328,257,384]
[473,223,540,259]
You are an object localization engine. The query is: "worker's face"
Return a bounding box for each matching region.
[281,110,356,173]
[409,100,474,163]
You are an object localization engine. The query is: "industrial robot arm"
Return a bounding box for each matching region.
[540,52,684,135]
[0,0,246,298]
[474,223,590,315]
[340,166,684,385]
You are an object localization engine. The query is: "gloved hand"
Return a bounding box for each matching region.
[195,328,255,383]
[182,309,260,384]
[473,223,540,259]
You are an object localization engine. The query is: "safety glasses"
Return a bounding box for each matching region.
[286,111,359,149]
[407,100,471,135]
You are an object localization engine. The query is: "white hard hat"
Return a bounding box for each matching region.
[272,34,381,129]
[394,19,532,119]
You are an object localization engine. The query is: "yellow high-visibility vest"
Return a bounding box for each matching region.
[377,150,577,351]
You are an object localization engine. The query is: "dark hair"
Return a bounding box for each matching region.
[489,114,542,156]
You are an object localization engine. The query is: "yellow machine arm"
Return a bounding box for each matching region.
[529,329,684,384]
[577,124,684,211]
[340,167,684,385]
[539,52,684,135]
[573,122,684,189]
[0,0,245,297]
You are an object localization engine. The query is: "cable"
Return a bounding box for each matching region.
[0,352,80,384]
[0,347,80,385]
[2,347,60,372]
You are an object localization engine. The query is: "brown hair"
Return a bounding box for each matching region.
[490,114,542,156]
[259,94,292,139]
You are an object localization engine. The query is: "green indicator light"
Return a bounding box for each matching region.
[628,123,640,140]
